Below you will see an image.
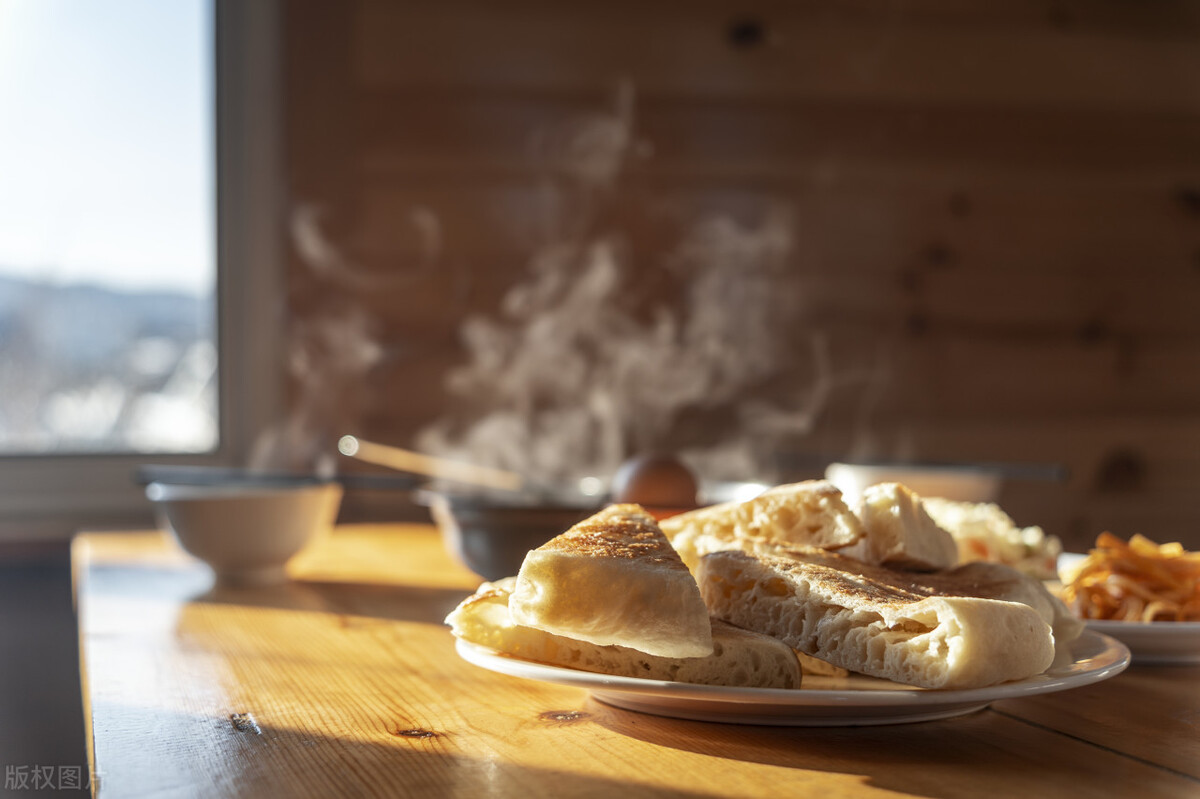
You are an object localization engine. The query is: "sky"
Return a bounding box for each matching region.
[0,0,213,295]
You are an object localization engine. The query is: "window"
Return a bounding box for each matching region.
[0,0,285,538]
[0,0,216,455]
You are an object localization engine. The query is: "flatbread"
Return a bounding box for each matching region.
[447,578,802,688]
[942,560,1084,656]
[661,480,865,573]
[509,504,714,658]
[922,496,1063,580]
[697,547,1057,690]
[842,482,959,571]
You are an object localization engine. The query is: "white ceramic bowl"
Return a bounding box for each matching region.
[824,462,1002,506]
[146,480,343,585]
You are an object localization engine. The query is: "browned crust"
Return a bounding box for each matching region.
[537,504,685,568]
[755,546,1037,609]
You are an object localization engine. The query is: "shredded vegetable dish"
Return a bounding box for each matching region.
[1062,533,1200,622]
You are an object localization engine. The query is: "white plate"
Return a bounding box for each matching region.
[1058,552,1200,664]
[455,630,1129,726]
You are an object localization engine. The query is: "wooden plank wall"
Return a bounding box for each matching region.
[282,0,1200,551]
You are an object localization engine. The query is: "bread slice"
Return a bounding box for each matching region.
[509,504,713,658]
[697,548,1056,690]
[842,482,959,571]
[447,577,802,688]
[944,560,1084,654]
[660,480,865,573]
[922,496,1063,580]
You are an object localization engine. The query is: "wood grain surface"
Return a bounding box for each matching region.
[75,524,1199,798]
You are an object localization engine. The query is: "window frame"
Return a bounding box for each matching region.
[0,0,286,541]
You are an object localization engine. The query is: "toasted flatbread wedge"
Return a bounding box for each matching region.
[697,548,1057,690]
[842,482,959,571]
[509,504,714,658]
[660,480,865,573]
[447,578,802,688]
[922,496,1063,580]
[944,560,1084,651]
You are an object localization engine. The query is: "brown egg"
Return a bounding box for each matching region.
[610,453,699,518]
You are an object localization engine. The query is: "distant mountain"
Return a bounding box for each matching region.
[0,273,213,368]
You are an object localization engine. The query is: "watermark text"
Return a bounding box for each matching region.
[4,765,91,791]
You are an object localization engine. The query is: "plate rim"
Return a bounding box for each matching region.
[1084,619,1200,663]
[1084,619,1200,631]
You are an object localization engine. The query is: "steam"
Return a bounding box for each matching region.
[247,201,441,476]
[416,85,879,488]
[260,83,886,486]
[291,204,442,293]
[248,299,383,477]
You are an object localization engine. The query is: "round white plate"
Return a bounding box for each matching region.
[1058,552,1200,664]
[455,630,1129,726]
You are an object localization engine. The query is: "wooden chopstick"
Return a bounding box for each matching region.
[337,435,524,492]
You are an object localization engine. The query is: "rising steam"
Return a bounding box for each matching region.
[247,201,440,476]
[415,85,879,488]
[262,84,884,486]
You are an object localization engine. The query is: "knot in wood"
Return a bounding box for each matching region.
[392,728,438,739]
[539,710,588,724]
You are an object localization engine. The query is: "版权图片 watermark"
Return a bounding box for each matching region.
[5,764,92,791]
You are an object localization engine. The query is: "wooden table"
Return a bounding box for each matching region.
[74,524,1200,798]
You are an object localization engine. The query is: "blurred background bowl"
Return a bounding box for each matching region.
[145,478,343,585]
[419,478,771,582]
[418,486,600,581]
[824,461,1003,506]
